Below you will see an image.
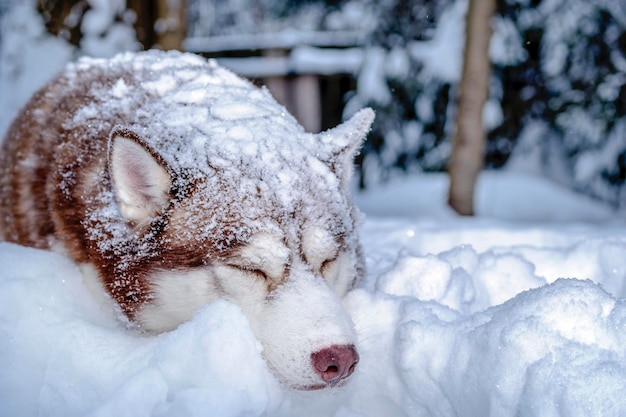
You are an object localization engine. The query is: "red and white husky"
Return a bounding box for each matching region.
[0,50,374,390]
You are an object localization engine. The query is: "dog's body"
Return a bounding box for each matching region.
[0,50,374,390]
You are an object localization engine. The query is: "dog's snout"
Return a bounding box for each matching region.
[311,344,359,385]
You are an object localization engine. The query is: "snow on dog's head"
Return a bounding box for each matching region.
[44,51,374,390]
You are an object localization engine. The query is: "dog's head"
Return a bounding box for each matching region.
[103,108,374,390]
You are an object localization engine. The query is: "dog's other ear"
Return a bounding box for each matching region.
[108,128,172,226]
[315,108,374,185]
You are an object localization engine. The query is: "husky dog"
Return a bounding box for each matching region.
[0,50,374,390]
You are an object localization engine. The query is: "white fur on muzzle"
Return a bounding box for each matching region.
[252,264,359,390]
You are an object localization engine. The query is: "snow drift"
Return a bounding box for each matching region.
[2,173,626,416]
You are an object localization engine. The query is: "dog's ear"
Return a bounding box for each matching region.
[108,128,172,226]
[315,108,374,185]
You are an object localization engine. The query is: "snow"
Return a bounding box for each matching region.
[0,1,73,137]
[355,170,615,222]
[2,169,626,416]
[489,15,527,66]
[78,0,139,57]
[184,30,368,54]
[0,0,139,138]
[408,0,467,83]
[214,46,364,79]
[357,48,393,106]
[0,245,272,417]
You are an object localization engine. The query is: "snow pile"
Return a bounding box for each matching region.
[0,243,275,417]
[355,170,616,222]
[351,279,626,416]
[2,173,626,416]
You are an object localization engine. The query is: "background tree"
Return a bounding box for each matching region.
[448,0,496,215]
[36,0,185,52]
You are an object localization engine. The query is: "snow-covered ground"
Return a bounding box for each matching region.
[2,172,626,417]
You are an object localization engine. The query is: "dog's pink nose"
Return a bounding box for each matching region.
[311,344,359,384]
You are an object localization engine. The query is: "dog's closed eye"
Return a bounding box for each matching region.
[228,263,269,281]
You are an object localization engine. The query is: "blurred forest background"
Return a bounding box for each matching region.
[1,0,625,210]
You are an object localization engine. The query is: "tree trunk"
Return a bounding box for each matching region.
[155,0,186,50]
[125,0,186,50]
[448,0,496,216]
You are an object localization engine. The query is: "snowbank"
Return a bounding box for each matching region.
[2,173,626,417]
[0,243,276,417]
[355,170,618,222]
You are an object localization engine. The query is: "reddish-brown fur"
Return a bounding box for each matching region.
[0,66,285,316]
[0,68,155,316]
